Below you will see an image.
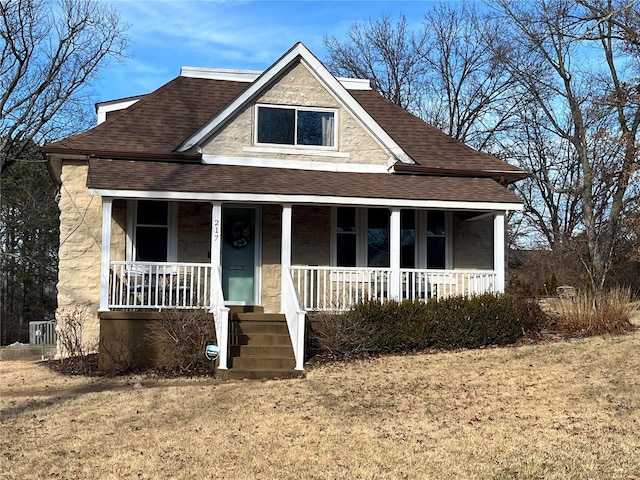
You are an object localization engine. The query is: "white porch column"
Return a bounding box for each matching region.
[494,212,505,293]
[281,203,293,311]
[99,197,113,312]
[390,208,401,300]
[210,201,228,370]
[211,202,222,267]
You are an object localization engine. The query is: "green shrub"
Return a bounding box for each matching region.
[312,293,526,356]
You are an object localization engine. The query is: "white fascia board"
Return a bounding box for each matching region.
[96,98,140,125]
[177,43,413,165]
[177,44,314,152]
[180,67,262,82]
[87,188,524,211]
[296,55,414,165]
[201,154,389,173]
[336,77,371,90]
[179,66,369,89]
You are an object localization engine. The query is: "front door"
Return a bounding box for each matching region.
[222,207,257,304]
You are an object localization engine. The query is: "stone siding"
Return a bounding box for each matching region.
[260,205,331,312]
[202,62,389,165]
[177,202,211,263]
[56,161,102,351]
[260,205,281,312]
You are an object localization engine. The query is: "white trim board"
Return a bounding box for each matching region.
[88,188,524,211]
[201,154,389,174]
[179,65,371,90]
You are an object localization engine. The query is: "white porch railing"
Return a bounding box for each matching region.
[400,269,497,301]
[290,266,497,311]
[109,261,212,309]
[282,268,306,371]
[291,266,392,311]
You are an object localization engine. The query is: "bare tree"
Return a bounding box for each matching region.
[323,3,522,150]
[0,0,127,343]
[0,0,128,174]
[417,2,522,150]
[324,15,427,112]
[493,0,640,291]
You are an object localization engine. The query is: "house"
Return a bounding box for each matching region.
[43,43,526,378]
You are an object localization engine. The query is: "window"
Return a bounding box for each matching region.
[401,210,416,268]
[128,200,177,262]
[257,105,335,147]
[336,207,356,267]
[135,201,169,261]
[426,210,446,269]
[367,209,390,267]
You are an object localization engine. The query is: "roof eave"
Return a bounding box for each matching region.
[392,163,530,185]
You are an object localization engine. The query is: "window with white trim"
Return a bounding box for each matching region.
[256,105,336,147]
[426,210,446,269]
[127,200,178,262]
[333,208,449,270]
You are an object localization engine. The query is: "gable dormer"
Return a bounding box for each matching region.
[178,42,413,172]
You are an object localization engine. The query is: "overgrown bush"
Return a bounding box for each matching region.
[56,305,97,374]
[550,288,635,336]
[309,293,529,357]
[145,309,216,373]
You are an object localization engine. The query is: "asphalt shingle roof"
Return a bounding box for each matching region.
[43,67,526,204]
[87,159,522,206]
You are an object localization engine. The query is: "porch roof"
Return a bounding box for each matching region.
[87,158,523,208]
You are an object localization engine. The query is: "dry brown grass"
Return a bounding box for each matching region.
[1,309,639,480]
[551,289,636,336]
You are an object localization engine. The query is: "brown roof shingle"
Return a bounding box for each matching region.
[43,72,524,177]
[87,159,522,206]
[43,76,248,159]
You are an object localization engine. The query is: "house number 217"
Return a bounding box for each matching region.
[214,219,220,241]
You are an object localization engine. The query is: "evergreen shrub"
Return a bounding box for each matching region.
[312,293,527,356]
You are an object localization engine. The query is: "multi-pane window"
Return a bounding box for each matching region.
[336,207,356,267]
[367,209,390,267]
[401,210,416,268]
[257,105,335,147]
[135,200,169,262]
[426,210,446,269]
[334,208,448,269]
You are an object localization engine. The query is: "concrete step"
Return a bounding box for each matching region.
[228,305,264,314]
[231,356,295,370]
[229,345,294,358]
[232,333,293,347]
[225,310,301,380]
[231,321,289,335]
[231,312,285,321]
[223,368,302,380]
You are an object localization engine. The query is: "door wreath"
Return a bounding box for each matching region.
[224,217,252,248]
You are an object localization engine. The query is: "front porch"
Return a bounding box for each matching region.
[105,262,499,311]
[98,199,508,375]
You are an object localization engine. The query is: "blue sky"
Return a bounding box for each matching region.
[96,0,460,102]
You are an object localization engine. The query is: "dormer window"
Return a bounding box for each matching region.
[256,105,336,147]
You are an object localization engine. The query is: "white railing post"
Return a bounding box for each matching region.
[494,212,505,293]
[390,208,401,300]
[99,197,113,311]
